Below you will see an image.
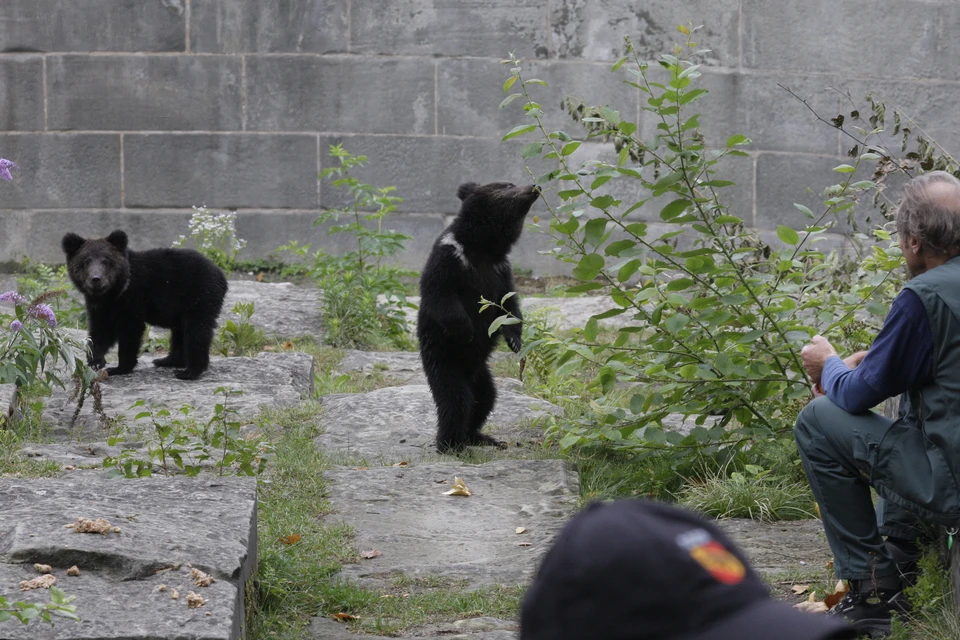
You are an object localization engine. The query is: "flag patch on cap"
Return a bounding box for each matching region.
[676,529,746,585]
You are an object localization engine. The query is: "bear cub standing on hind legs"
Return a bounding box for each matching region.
[62,230,228,381]
[418,181,540,454]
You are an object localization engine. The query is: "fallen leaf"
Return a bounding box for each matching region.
[794,593,828,614]
[393,461,409,467]
[191,567,216,587]
[825,559,834,572]
[33,564,52,574]
[515,527,527,535]
[262,345,276,352]
[360,549,382,559]
[823,580,849,609]
[332,613,358,622]
[519,542,532,547]
[354,466,369,471]
[19,575,56,591]
[186,591,206,608]
[280,534,302,545]
[256,273,265,282]
[814,503,822,520]
[443,476,472,497]
[791,584,809,595]
[282,341,295,351]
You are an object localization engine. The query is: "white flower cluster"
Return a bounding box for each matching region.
[174,206,247,257]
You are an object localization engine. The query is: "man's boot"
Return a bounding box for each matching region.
[826,578,908,638]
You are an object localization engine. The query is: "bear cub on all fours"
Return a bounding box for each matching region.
[418,181,540,454]
[62,230,228,381]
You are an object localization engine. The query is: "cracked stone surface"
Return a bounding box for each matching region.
[0,475,257,640]
[718,518,832,577]
[316,384,560,463]
[40,352,314,442]
[324,460,579,590]
[221,280,323,338]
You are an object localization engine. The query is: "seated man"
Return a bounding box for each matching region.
[521,500,856,640]
[796,170,960,637]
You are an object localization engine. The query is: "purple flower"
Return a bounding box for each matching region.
[0,291,27,304]
[0,158,17,182]
[28,303,57,327]
[10,320,22,332]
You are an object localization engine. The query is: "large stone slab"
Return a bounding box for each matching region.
[41,352,314,441]
[718,518,832,577]
[247,57,434,135]
[0,0,186,53]
[123,134,317,209]
[0,134,121,209]
[324,460,578,589]
[222,280,323,339]
[309,616,517,639]
[189,0,349,53]
[316,385,559,463]
[0,475,257,640]
[47,56,243,132]
[0,56,44,131]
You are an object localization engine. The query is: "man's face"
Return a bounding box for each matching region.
[900,234,925,278]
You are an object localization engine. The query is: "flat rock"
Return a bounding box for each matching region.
[0,475,257,640]
[389,295,633,333]
[316,385,560,464]
[40,352,314,442]
[324,460,578,590]
[308,617,517,639]
[718,518,832,576]
[221,280,323,339]
[334,351,522,390]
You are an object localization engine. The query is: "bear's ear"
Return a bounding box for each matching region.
[61,232,85,258]
[456,182,479,201]
[106,230,128,252]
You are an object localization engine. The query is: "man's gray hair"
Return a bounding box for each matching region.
[896,170,960,257]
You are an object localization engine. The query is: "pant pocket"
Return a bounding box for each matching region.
[851,428,882,481]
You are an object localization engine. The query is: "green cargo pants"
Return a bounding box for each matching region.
[794,396,925,580]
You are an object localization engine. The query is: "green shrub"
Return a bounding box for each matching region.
[498,27,905,465]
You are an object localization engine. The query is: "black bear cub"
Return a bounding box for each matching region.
[62,230,228,381]
[418,181,540,453]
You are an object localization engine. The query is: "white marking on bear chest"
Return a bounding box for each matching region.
[440,232,470,269]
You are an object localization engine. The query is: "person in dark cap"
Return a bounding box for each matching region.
[521,500,856,640]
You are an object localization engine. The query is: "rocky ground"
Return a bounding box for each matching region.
[0,280,832,640]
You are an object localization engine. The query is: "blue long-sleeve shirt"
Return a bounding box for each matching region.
[821,289,934,414]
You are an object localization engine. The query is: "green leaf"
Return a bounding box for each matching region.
[666,277,695,291]
[652,172,684,192]
[502,124,536,141]
[558,189,584,200]
[590,194,617,210]
[794,203,814,219]
[584,317,599,341]
[726,134,750,148]
[503,76,518,93]
[584,217,608,247]
[565,282,604,293]
[833,164,857,173]
[618,259,642,282]
[501,291,517,305]
[521,142,544,159]
[776,225,800,245]
[678,88,708,105]
[572,254,605,281]
[499,93,523,109]
[700,179,735,188]
[611,55,630,71]
[679,364,699,379]
[660,198,691,220]
[561,141,581,156]
[605,239,638,256]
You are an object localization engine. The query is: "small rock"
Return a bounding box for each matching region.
[32,563,52,574]
[66,565,81,576]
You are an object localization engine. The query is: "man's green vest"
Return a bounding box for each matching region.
[873,256,960,523]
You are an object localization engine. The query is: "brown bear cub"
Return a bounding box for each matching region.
[62,230,228,380]
[417,181,540,453]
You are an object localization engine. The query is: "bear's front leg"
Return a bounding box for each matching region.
[108,322,145,376]
[86,318,114,370]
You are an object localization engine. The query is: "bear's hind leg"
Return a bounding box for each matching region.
[153,325,187,368]
[427,366,474,454]
[176,320,214,380]
[466,365,506,448]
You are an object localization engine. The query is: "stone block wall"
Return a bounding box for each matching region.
[1,0,958,274]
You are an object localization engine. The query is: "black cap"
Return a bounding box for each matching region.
[521,500,856,640]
